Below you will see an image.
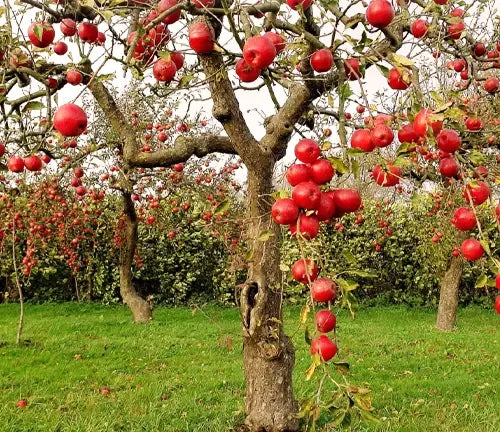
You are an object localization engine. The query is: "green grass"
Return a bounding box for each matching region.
[0,303,498,431]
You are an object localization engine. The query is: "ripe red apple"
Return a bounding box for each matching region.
[311,278,337,302]
[331,189,362,213]
[66,69,83,85]
[465,117,483,131]
[243,36,276,69]
[24,155,42,172]
[286,164,311,186]
[316,192,336,221]
[371,124,394,147]
[7,156,25,173]
[309,159,334,184]
[189,21,215,54]
[463,182,489,205]
[173,163,184,172]
[398,124,419,144]
[286,0,312,10]
[191,0,215,7]
[473,42,486,57]
[372,163,401,186]
[473,166,488,179]
[351,129,374,152]
[292,181,321,210]
[310,49,333,73]
[344,58,361,80]
[53,41,68,55]
[447,21,465,40]
[53,104,88,137]
[97,32,106,45]
[78,22,99,43]
[74,167,84,178]
[235,58,261,82]
[28,22,55,48]
[153,59,177,82]
[450,8,464,17]
[461,239,484,261]
[437,130,461,153]
[170,51,184,70]
[75,186,87,196]
[484,77,499,93]
[100,387,111,395]
[365,0,394,29]
[495,296,500,315]
[158,0,182,24]
[315,310,336,333]
[16,399,28,408]
[439,157,459,178]
[387,67,412,90]
[496,274,500,290]
[310,335,338,361]
[411,20,428,38]
[451,207,476,231]
[290,213,320,239]
[294,139,320,163]
[262,32,286,54]
[271,198,299,225]
[291,258,319,284]
[60,18,77,37]
[0,142,5,157]
[413,109,442,137]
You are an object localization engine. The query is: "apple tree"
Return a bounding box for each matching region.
[1,0,499,430]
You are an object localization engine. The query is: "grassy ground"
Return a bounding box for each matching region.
[0,303,498,432]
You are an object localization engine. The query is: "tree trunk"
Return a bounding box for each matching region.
[120,192,152,323]
[435,253,463,331]
[241,163,299,432]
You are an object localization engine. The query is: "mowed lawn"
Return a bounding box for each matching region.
[0,303,498,432]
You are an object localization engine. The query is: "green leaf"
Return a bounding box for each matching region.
[343,250,357,265]
[346,148,366,157]
[304,326,312,344]
[443,107,466,120]
[376,64,389,78]
[336,277,358,292]
[214,199,230,215]
[469,150,487,166]
[22,101,44,112]
[353,393,373,411]
[346,269,377,278]
[351,159,360,179]
[33,24,43,42]
[475,274,487,288]
[100,10,114,22]
[393,156,412,168]
[392,53,414,67]
[359,409,381,424]
[305,354,321,381]
[301,304,310,324]
[97,73,116,82]
[258,230,274,242]
[329,157,349,175]
[396,142,414,155]
[327,93,334,107]
[479,239,490,255]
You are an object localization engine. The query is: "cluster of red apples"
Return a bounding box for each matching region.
[272,139,363,361]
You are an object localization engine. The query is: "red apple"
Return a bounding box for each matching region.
[271,198,299,225]
[413,109,442,137]
[7,156,25,173]
[291,258,319,284]
[411,20,428,38]
[315,310,336,333]
[286,164,311,186]
[158,0,182,25]
[463,182,489,205]
[292,181,321,210]
[311,278,337,302]
[28,22,55,48]
[0,142,5,157]
[451,207,476,231]
[447,21,465,40]
[365,0,394,29]
[388,67,412,90]
[53,104,88,137]
[331,189,362,213]
[170,52,184,70]
[24,155,42,172]
[473,42,486,57]
[53,41,68,55]
[310,335,338,361]
[461,239,484,261]
[309,159,334,184]
[372,163,401,186]
[60,18,77,37]
[66,69,83,85]
[439,157,459,178]
[78,22,99,43]
[290,213,320,239]
[235,58,261,82]
[286,0,312,10]
[153,59,177,82]
[344,58,361,80]
[495,296,500,314]
[371,124,394,147]
[189,21,215,54]
[262,32,286,54]
[243,36,276,70]
[398,124,419,143]
[465,117,483,131]
[294,139,320,163]
[316,192,336,221]
[310,49,333,73]
[16,399,28,408]
[351,129,374,152]
[484,77,499,94]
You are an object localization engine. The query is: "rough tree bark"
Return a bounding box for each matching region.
[119,191,152,323]
[436,254,464,331]
[241,166,299,432]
